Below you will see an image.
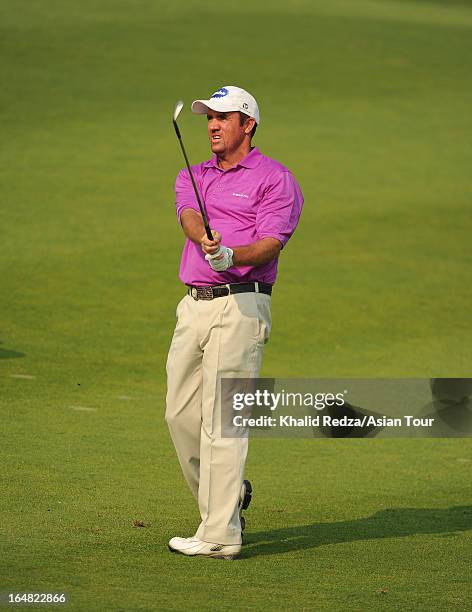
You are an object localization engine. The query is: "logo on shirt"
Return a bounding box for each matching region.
[211,87,229,99]
[232,192,249,199]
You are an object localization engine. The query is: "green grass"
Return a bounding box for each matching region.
[1,0,471,610]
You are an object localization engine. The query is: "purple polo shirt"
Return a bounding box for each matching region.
[175,147,303,286]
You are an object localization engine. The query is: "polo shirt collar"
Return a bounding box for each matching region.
[203,147,262,170]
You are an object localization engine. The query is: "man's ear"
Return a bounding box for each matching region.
[244,118,256,135]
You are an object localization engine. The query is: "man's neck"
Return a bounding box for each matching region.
[217,146,253,171]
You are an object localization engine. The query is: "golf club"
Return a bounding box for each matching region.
[172,100,213,241]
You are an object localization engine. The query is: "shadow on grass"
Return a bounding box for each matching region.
[0,341,25,359]
[243,505,472,558]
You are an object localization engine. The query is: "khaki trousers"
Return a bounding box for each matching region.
[166,290,271,545]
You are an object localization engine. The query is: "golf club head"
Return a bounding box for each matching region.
[173,100,184,123]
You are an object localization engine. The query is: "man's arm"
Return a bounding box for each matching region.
[181,208,281,268]
[180,209,214,244]
[232,238,281,266]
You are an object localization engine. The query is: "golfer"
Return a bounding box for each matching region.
[166,85,303,559]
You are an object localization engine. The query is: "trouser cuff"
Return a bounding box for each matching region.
[195,525,242,545]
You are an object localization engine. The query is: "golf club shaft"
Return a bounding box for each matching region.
[173,121,213,241]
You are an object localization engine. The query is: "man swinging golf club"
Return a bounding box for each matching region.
[166,85,304,559]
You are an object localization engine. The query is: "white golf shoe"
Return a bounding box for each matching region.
[168,537,241,560]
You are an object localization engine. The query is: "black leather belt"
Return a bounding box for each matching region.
[187,282,272,301]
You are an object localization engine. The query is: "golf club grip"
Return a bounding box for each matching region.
[188,170,213,241]
[203,222,213,241]
[177,139,213,241]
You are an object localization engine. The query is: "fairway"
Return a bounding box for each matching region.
[1,1,471,610]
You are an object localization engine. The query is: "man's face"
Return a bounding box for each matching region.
[206,109,251,156]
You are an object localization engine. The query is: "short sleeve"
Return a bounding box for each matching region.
[256,170,304,247]
[175,167,201,222]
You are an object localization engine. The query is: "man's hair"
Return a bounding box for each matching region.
[239,112,257,139]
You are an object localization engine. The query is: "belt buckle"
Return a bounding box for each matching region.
[190,286,214,300]
[199,286,214,300]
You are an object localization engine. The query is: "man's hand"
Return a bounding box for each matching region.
[200,229,221,256]
[205,246,234,272]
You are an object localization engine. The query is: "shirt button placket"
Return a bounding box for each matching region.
[216,169,225,190]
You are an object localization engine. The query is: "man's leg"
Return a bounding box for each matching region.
[195,292,271,545]
[165,295,204,499]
